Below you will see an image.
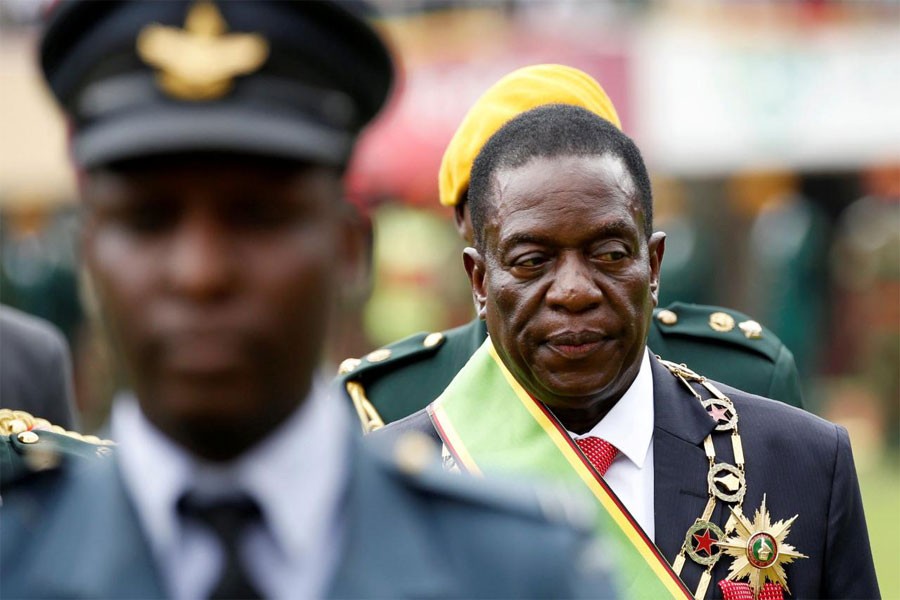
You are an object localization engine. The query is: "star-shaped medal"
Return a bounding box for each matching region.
[719,495,807,598]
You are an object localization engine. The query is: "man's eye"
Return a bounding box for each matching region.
[122,205,176,232]
[598,250,627,261]
[228,201,293,229]
[513,255,547,268]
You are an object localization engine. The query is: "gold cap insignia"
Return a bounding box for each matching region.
[739,320,763,340]
[137,1,270,101]
[709,311,736,333]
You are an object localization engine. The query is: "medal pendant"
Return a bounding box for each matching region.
[718,495,807,598]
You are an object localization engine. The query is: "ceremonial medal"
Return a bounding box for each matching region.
[719,495,807,598]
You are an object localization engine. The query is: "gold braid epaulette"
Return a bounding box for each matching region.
[0,409,115,446]
[346,382,385,434]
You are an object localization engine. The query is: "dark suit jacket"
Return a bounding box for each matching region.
[0,306,78,429]
[377,355,879,599]
[0,433,617,599]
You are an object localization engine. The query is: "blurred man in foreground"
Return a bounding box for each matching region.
[377,105,879,600]
[338,65,804,432]
[0,3,618,598]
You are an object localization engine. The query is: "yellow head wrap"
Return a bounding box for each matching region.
[438,64,621,207]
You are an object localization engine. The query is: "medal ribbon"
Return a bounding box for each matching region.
[428,338,691,599]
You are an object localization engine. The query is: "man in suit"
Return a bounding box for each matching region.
[376,104,879,599]
[0,305,79,429]
[0,3,620,598]
[338,65,803,433]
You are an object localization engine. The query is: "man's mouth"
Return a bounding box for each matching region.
[544,331,610,359]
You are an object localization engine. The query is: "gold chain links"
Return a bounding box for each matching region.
[657,359,746,600]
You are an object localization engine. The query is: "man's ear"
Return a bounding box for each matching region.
[463,246,487,319]
[647,232,666,307]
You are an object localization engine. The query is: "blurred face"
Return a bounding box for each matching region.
[464,154,665,432]
[81,156,353,460]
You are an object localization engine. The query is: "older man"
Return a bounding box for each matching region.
[0,3,619,598]
[338,64,803,432]
[378,104,879,600]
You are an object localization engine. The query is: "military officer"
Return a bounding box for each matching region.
[338,64,803,432]
[1,3,619,598]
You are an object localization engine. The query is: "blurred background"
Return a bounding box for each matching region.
[1,0,897,593]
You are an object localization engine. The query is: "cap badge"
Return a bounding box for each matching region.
[137,0,270,101]
[719,495,807,598]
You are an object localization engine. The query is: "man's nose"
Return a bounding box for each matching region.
[166,211,236,301]
[545,253,603,313]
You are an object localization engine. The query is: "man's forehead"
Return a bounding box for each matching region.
[493,153,636,206]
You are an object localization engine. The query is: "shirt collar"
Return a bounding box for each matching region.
[570,349,654,469]
[112,375,350,570]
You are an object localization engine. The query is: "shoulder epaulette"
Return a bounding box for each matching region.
[1,409,115,485]
[337,330,448,434]
[652,302,783,362]
[0,409,114,446]
[337,330,448,380]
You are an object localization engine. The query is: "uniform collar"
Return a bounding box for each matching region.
[112,376,350,584]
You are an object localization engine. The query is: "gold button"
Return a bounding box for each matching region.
[366,348,392,363]
[394,431,437,475]
[656,309,678,326]
[709,312,735,332]
[423,332,444,348]
[738,320,763,339]
[338,357,362,375]
[17,431,40,444]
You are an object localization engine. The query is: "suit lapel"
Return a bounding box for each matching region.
[652,356,717,565]
[35,459,166,598]
[328,438,456,599]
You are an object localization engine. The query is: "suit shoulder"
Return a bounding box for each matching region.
[0,409,115,486]
[0,306,67,356]
[652,302,788,364]
[715,382,837,445]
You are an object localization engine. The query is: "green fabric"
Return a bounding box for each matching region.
[338,302,804,425]
[433,339,688,599]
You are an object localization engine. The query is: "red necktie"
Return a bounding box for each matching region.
[575,436,619,476]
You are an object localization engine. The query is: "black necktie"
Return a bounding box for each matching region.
[178,493,264,600]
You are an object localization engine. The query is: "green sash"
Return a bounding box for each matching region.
[428,338,690,599]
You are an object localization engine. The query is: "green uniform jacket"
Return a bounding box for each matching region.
[337,302,803,429]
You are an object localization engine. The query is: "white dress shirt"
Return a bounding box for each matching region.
[569,349,655,540]
[112,376,349,600]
